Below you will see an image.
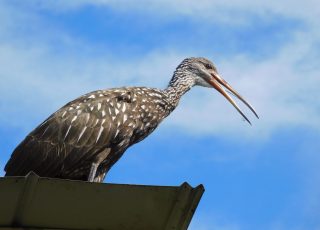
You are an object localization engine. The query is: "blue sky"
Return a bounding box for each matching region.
[1,1,320,229]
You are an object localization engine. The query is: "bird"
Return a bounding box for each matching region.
[4,57,258,182]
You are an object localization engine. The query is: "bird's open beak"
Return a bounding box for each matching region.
[206,72,259,125]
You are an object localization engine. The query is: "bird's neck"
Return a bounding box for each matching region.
[163,72,195,107]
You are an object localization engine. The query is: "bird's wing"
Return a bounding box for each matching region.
[4,89,135,178]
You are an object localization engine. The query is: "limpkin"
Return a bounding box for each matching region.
[5,57,258,182]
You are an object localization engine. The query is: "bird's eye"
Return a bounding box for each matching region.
[204,64,212,69]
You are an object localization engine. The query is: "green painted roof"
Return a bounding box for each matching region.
[0,172,204,230]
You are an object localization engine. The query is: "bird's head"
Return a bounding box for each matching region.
[173,57,259,124]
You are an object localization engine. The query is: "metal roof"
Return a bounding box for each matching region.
[0,172,204,230]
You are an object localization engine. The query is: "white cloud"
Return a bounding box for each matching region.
[0,1,319,140]
[25,0,320,26]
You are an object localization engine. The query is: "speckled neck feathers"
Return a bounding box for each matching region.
[163,60,196,107]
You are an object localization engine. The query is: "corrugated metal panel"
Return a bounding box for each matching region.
[0,172,204,230]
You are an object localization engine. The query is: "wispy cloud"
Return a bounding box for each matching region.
[0,1,319,140]
[24,0,320,25]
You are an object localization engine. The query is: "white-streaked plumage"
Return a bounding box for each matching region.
[4,57,258,182]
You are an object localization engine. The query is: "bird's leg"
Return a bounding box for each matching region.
[93,171,107,183]
[88,148,111,182]
[88,162,99,182]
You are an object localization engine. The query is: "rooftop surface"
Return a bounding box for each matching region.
[0,172,204,230]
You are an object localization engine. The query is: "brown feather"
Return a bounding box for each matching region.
[5,87,176,181]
